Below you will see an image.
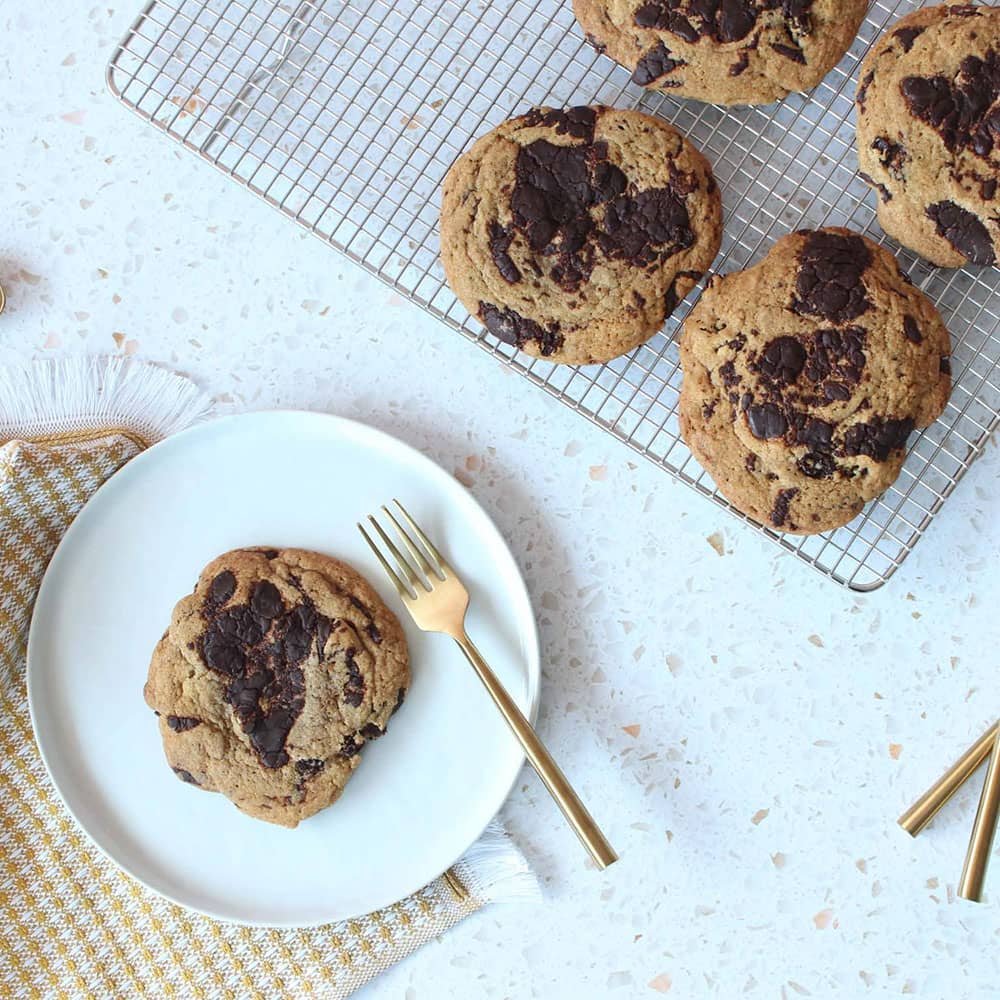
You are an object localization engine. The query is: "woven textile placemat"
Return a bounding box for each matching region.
[0,358,536,1000]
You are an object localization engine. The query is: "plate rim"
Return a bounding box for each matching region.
[26,408,541,927]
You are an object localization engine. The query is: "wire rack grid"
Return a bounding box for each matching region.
[106,0,1000,590]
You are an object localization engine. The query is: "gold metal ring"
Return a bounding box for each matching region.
[0,283,5,315]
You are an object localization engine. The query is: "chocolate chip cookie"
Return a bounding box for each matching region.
[574,0,867,105]
[857,4,1000,268]
[440,106,722,365]
[144,548,409,828]
[679,228,952,534]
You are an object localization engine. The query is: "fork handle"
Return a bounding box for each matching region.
[453,632,618,870]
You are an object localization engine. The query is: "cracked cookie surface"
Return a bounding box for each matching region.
[679,228,952,534]
[857,3,1000,268]
[440,106,721,365]
[573,0,866,105]
[144,547,409,827]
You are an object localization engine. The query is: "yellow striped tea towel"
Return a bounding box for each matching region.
[0,357,536,1000]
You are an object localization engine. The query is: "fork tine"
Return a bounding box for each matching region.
[367,514,428,593]
[393,500,448,579]
[357,521,413,601]
[381,504,436,581]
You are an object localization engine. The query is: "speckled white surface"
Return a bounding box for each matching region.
[4,4,1000,998]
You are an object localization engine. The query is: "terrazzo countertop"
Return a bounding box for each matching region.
[4,4,1000,998]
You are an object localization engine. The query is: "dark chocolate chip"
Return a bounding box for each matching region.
[632,41,686,86]
[901,52,1000,159]
[172,767,200,785]
[479,302,564,356]
[797,452,836,479]
[770,42,805,64]
[843,416,915,462]
[344,649,365,707]
[208,570,236,606]
[599,187,695,266]
[747,403,788,439]
[758,336,806,385]
[793,231,872,323]
[770,488,799,529]
[250,580,283,620]
[893,25,924,52]
[903,315,923,344]
[925,200,995,265]
[522,106,598,142]
[796,417,834,452]
[295,758,325,777]
[166,715,201,733]
[488,222,521,284]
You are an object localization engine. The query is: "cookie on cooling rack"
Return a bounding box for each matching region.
[678,228,952,534]
[573,0,867,105]
[856,3,1000,268]
[144,547,409,828]
[439,105,722,366]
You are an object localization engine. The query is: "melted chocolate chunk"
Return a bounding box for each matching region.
[488,222,521,284]
[600,187,694,265]
[925,200,995,265]
[793,231,872,323]
[251,580,284,619]
[172,767,199,785]
[770,487,799,528]
[522,106,598,142]
[360,722,384,740]
[805,327,867,386]
[508,137,626,290]
[201,582,336,769]
[940,356,952,375]
[166,715,201,733]
[393,686,406,714]
[843,416,915,461]
[796,417,833,452]
[261,549,279,559]
[983,178,998,201]
[903,315,922,344]
[339,735,362,758]
[747,403,788,439]
[893,25,924,53]
[901,51,1000,158]
[208,570,236,606]
[479,302,564,356]
[632,41,686,86]
[633,0,781,44]
[757,336,806,385]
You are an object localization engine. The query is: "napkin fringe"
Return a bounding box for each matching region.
[0,357,210,444]
[452,821,541,905]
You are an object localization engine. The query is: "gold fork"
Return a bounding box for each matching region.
[358,500,617,870]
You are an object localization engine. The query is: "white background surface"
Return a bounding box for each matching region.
[4,3,1000,997]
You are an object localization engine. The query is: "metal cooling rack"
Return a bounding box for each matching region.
[107,0,1000,590]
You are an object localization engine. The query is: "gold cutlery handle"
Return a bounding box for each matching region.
[899,722,999,837]
[959,723,1000,902]
[453,632,618,870]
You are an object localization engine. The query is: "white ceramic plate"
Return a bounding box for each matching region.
[27,411,539,926]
